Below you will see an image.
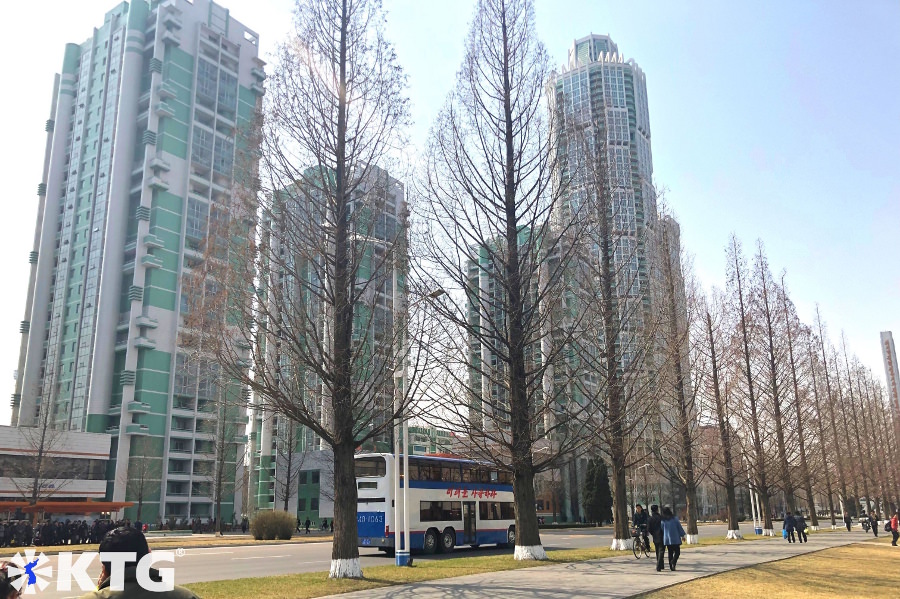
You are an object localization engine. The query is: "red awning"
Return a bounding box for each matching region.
[0,501,29,511]
[22,501,133,514]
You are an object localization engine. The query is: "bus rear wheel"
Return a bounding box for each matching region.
[440,529,455,553]
[499,526,515,549]
[423,529,439,555]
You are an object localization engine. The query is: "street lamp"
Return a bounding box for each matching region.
[394,288,445,566]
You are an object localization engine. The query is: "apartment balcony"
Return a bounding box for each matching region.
[162,11,182,29]
[127,401,152,414]
[148,156,171,172]
[147,176,169,191]
[251,67,266,80]
[126,424,150,436]
[157,82,177,100]
[134,336,156,349]
[167,470,191,479]
[155,101,176,119]
[161,30,180,46]
[141,255,164,269]
[105,425,120,435]
[135,314,159,329]
[250,83,265,96]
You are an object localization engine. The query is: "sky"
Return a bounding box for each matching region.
[0,0,897,426]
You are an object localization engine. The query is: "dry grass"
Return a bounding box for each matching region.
[636,540,897,599]
[0,534,332,557]
[185,546,621,599]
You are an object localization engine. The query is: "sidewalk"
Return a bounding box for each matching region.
[325,530,873,599]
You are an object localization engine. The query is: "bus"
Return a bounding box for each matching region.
[355,452,516,554]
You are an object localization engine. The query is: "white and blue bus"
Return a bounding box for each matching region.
[356,453,516,554]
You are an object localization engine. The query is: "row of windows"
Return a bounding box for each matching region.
[355,456,513,485]
[419,501,515,522]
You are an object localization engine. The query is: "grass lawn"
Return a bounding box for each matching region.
[184,533,779,599]
[0,534,333,558]
[635,539,897,599]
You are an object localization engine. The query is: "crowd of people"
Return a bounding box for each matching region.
[0,517,142,547]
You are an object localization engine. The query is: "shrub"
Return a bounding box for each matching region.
[251,510,295,540]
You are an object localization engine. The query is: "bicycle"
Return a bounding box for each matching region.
[631,528,651,559]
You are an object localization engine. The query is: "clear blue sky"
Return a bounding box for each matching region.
[0,0,897,425]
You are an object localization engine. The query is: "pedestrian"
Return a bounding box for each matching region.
[304,518,311,535]
[77,526,198,598]
[660,506,686,571]
[890,510,899,546]
[871,511,879,537]
[794,512,807,543]
[632,504,649,553]
[783,511,797,543]
[647,504,665,572]
[843,512,852,532]
[241,517,248,535]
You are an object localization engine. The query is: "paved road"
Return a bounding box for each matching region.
[21,523,750,598]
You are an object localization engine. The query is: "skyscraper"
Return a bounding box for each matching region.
[546,34,657,522]
[13,0,264,523]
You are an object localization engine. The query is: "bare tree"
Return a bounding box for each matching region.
[752,244,795,514]
[273,416,308,512]
[700,292,743,538]
[779,278,818,528]
[726,236,775,534]
[815,308,850,516]
[651,214,701,543]
[199,0,412,578]
[120,436,163,523]
[418,0,590,560]
[805,334,838,527]
[11,404,69,506]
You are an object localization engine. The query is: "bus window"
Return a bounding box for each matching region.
[500,502,515,519]
[446,463,462,482]
[355,456,386,477]
[498,471,513,485]
[420,501,462,521]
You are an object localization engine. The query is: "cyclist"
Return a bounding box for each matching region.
[632,504,650,552]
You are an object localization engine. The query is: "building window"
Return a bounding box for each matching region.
[299,471,308,485]
[310,498,319,511]
[311,470,320,484]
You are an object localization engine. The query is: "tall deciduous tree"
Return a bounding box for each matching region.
[201,0,411,578]
[419,0,589,560]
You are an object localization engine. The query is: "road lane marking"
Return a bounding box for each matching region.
[182,551,235,556]
[232,555,291,560]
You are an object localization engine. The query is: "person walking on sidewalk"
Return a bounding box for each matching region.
[843,512,852,532]
[783,511,797,543]
[870,511,879,537]
[890,510,899,546]
[794,513,808,543]
[648,505,664,572]
[660,506,686,571]
[304,518,311,535]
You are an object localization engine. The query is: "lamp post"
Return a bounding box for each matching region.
[393,288,444,566]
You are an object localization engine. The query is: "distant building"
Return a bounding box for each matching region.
[881,332,900,418]
[408,425,453,455]
[0,425,110,502]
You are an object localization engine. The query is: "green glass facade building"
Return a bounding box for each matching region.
[13,0,263,524]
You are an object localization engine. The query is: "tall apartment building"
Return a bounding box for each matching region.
[248,165,407,519]
[13,0,264,524]
[546,34,657,522]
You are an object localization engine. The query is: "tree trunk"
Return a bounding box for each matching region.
[609,451,630,549]
[330,440,360,577]
[512,465,545,559]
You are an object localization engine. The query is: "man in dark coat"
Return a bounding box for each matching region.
[647,505,665,572]
[783,511,797,543]
[794,512,807,543]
